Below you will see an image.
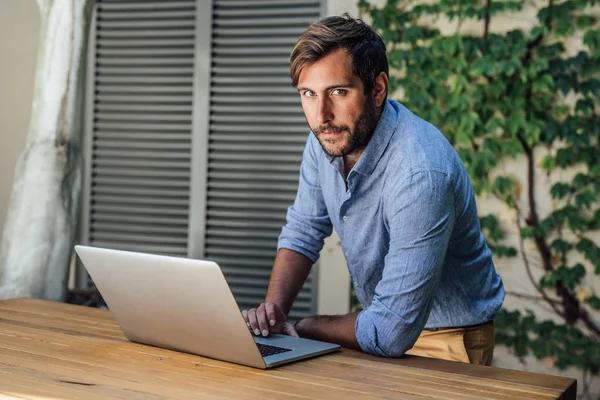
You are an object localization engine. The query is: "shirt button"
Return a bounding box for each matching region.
[342,216,348,223]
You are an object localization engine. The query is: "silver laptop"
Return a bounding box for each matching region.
[74,245,340,369]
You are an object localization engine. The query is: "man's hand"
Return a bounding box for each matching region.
[241,302,299,337]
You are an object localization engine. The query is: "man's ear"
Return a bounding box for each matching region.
[373,72,388,108]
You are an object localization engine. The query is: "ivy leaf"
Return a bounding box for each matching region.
[483,136,502,154]
[541,155,556,173]
[589,209,600,232]
[575,190,596,208]
[572,173,591,189]
[550,182,571,199]
[576,237,600,274]
[455,128,474,146]
[564,264,586,290]
[555,148,576,168]
[524,120,543,147]
[490,245,518,257]
[484,117,504,133]
[532,74,555,92]
[576,15,595,30]
[541,119,561,144]
[539,42,565,59]
[502,138,523,158]
[520,226,537,239]
[468,151,497,179]
[555,17,574,38]
[357,0,372,12]
[449,75,469,92]
[550,238,571,255]
[491,176,521,207]
[540,271,559,289]
[583,29,600,52]
[538,216,557,235]
[579,78,600,96]
[567,211,588,233]
[530,25,549,42]
[556,75,574,96]
[575,98,595,116]
[480,214,504,241]
[506,112,525,136]
[486,80,506,97]
[589,296,600,310]
[553,205,588,233]
[540,265,586,290]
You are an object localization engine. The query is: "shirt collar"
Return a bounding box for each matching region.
[324,99,397,176]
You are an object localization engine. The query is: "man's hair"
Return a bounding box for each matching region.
[290,13,388,94]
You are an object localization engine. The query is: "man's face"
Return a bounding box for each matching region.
[296,48,380,158]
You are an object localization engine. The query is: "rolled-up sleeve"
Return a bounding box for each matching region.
[277,136,332,263]
[355,170,455,357]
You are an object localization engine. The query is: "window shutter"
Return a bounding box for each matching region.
[82,0,323,320]
[82,0,197,257]
[205,0,323,320]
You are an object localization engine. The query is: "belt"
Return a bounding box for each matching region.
[423,319,494,332]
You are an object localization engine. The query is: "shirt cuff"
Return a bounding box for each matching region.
[277,240,320,264]
[355,306,414,358]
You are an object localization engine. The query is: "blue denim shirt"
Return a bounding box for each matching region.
[277,99,504,357]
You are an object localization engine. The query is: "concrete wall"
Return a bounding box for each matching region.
[0,0,40,241]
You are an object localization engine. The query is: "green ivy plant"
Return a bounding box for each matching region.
[356,0,600,395]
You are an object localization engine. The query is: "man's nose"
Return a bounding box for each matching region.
[316,98,333,124]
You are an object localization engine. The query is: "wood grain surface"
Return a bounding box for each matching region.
[0,298,577,399]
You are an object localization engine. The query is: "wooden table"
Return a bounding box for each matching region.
[0,298,576,399]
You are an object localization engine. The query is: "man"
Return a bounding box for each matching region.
[242,14,504,365]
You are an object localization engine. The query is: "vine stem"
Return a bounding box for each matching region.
[483,0,491,38]
[516,0,600,336]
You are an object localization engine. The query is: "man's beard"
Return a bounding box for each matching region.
[311,97,380,157]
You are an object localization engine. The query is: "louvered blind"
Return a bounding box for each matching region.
[86,0,196,256]
[206,0,322,319]
[83,0,322,320]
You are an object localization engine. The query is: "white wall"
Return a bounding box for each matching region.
[0,0,40,242]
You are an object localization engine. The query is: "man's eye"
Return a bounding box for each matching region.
[303,91,315,97]
[332,89,347,96]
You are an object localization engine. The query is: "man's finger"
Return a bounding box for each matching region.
[247,308,260,335]
[241,309,251,328]
[265,303,277,327]
[256,303,270,337]
[283,322,299,337]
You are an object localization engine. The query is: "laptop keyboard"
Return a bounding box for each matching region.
[257,343,293,358]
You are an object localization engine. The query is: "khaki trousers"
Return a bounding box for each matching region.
[405,321,495,365]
